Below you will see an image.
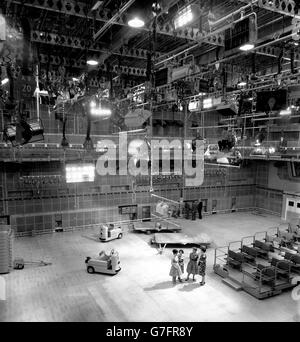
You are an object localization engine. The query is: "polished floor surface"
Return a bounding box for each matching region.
[1,212,299,322]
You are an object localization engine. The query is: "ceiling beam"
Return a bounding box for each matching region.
[96,0,182,66]
[31,30,163,60]
[239,0,300,19]
[7,0,209,43]
[6,0,126,25]
[37,53,147,77]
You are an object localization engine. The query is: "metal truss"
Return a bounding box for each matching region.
[156,24,224,46]
[257,0,300,19]
[257,46,300,63]
[93,0,136,41]
[240,0,300,19]
[8,0,224,46]
[32,30,162,60]
[38,53,147,78]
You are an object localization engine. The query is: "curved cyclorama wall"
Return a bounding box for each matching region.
[1,160,257,235]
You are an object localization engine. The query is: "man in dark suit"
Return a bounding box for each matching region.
[184,202,190,220]
[191,201,197,220]
[197,200,203,219]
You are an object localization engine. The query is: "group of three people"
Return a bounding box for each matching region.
[169,246,207,286]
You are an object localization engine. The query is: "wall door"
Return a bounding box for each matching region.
[231,197,237,212]
[212,200,217,214]
[201,199,208,213]
[142,206,151,221]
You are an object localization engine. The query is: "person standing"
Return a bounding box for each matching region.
[169,249,183,284]
[184,202,190,220]
[198,246,207,286]
[191,201,197,220]
[197,200,203,219]
[178,250,184,275]
[185,247,198,281]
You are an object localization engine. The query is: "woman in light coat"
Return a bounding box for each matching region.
[185,247,198,281]
[169,249,183,284]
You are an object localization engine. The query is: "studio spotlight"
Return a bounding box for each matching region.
[3,119,44,146]
[279,107,292,116]
[203,98,213,109]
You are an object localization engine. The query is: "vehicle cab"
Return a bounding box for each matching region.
[99,223,123,242]
[85,250,121,275]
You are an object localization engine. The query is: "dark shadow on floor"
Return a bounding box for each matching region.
[144,281,176,291]
[178,283,201,292]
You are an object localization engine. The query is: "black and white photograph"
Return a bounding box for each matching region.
[0,0,300,325]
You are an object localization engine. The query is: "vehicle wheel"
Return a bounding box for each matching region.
[118,233,123,239]
[87,266,95,274]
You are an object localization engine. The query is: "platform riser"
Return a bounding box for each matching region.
[222,278,243,291]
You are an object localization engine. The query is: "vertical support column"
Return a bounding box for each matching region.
[149,101,153,193]
[181,101,188,203]
[0,109,4,134]
[35,65,40,119]
[3,165,8,215]
[0,168,4,215]
[149,16,157,195]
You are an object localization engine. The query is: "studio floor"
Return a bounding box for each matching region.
[1,212,299,322]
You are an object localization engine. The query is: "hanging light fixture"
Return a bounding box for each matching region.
[239,13,257,51]
[128,17,145,28]
[3,119,44,147]
[237,80,247,87]
[87,59,99,66]
[239,43,254,51]
[61,119,69,148]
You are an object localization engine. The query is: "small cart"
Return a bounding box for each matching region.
[85,251,121,275]
[99,223,123,242]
